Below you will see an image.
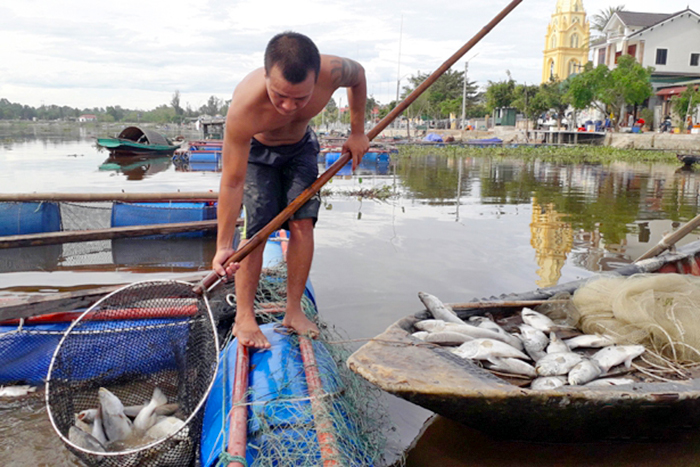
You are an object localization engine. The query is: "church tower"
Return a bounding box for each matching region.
[542,0,590,83]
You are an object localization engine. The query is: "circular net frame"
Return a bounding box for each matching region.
[46,280,219,467]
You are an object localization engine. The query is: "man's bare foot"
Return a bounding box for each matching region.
[282,309,320,339]
[233,316,271,349]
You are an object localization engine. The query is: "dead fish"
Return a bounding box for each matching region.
[411,331,429,340]
[68,426,106,453]
[123,403,180,419]
[471,319,524,350]
[0,385,36,397]
[584,377,636,387]
[535,352,584,376]
[133,387,168,433]
[418,292,463,324]
[74,418,92,434]
[77,408,98,424]
[521,308,558,333]
[441,323,523,350]
[546,333,569,354]
[414,319,448,332]
[518,324,549,361]
[484,357,537,377]
[99,387,133,442]
[565,334,615,350]
[568,359,603,386]
[591,345,645,373]
[453,338,529,362]
[424,331,474,346]
[531,376,567,390]
[92,402,108,446]
[145,416,186,440]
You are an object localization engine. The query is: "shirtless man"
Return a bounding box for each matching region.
[212,32,369,349]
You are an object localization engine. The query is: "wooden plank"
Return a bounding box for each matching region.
[0,219,243,248]
[0,192,218,202]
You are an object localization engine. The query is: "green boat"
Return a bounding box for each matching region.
[97,126,181,156]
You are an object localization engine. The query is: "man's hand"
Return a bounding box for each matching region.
[342,133,370,170]
[212,247,240,281]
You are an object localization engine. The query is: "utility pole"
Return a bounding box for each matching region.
[395,15,403,107]
[461,61,468,130]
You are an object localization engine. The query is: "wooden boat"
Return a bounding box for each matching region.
[96,126,181,156]
[348,239,700,442]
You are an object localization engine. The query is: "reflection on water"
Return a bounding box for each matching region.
[4,136,700,465]
[98,154,173,181]
[406,416,700,467]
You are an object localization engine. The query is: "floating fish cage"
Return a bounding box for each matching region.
[111,202,217,238]
[0,201,62,236]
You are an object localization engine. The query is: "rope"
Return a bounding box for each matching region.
[217,452,248,467]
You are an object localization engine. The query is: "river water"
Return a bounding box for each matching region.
[2,129,700,465]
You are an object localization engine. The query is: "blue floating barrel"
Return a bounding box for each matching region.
[0,202,61,236]
[188,150,221,164]
[111,202,217,238]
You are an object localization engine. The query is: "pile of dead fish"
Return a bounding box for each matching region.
[413,292,645,390]
[68,386,186,453]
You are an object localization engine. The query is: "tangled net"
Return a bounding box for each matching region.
[570,273,700,363]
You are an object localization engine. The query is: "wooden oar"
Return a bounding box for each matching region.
[635,213,700,262]
[195,0,524,294]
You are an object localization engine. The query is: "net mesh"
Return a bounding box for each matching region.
[570,273,700,362]
[46,280,219,467]
[205,265,392,467]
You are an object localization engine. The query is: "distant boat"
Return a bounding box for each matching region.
[97,126,182,156]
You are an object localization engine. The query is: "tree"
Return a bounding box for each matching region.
[670,85,700,124]
[540,79,571,128]
[485,72,515,112]
[590,5,625,36]
[171,90,183,122]
[511,84,549,122]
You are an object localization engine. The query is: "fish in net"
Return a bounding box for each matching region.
[46,280,219,466]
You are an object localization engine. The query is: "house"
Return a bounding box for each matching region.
[78,114,97,122]
[590,8,700,126]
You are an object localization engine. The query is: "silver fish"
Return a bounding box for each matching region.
[584,377,636,387]
[568,358,603,385]
[531,376,567,390]
[472,319,524,350]
[546,332,569,354]
[484,357,537,377]
[145,416,186,440]
[411,331,429,340]
[418,292,463,324]
[518,324,549,361]
[74,418,92,434]
[99,387,133,442]
[133,387,168,433]
[0,385,36,397]
[123,402,180,419]
[92,402,108,446]
[77,408,98,423]
[69,426,106,453]
[414,319,448,332]
[591,345,645,373]
[453,338,529,362]
[521,308,557,333]
[443,323,523,350]
[535,352,584,376]
[424,331,474,346]
[564,334,615,350]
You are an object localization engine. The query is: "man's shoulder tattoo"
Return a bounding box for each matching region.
[330,58,361,87]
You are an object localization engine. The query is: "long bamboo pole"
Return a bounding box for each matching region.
[227,342,250,467]
[635,214,700,262]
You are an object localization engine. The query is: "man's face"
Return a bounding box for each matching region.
[265,65,315,116]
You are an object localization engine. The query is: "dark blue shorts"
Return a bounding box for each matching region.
[242,127,321,239]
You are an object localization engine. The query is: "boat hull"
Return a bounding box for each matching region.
[348,241,700,441]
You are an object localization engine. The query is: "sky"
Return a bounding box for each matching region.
[0,0,694,111]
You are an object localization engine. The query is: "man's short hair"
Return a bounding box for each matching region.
[264,32,321,84]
